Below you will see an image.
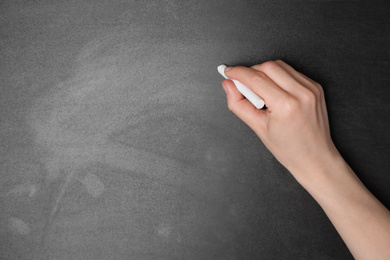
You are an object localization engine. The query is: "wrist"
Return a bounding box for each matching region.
[288,144,347,190]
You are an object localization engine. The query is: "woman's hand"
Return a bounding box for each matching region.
[222,60,390,260]
[222,60,340,181]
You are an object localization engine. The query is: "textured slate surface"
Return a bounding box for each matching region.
[1,0,389,259]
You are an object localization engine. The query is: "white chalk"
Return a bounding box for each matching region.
[217,64,265,109]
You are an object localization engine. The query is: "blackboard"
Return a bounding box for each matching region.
[1,0,389,259]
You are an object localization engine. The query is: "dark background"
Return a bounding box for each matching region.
[1,0,389,259]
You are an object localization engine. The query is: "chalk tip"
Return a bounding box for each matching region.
[217,64,228,78]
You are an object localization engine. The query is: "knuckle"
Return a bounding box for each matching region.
[250,64,261,71]
[311,86,321,99]
[251,71,268,84]
[258,60,279,73]
[279,96,299,117]
[316,82,324,94]
[300,88,317,105]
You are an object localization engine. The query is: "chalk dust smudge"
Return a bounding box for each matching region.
[80,173,105,198]
[26,29,192,253]
[8,217,31,235]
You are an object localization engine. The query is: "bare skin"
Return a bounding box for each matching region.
[221,60,390,260]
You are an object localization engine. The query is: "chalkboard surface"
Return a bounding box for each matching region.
[1,0,389,259]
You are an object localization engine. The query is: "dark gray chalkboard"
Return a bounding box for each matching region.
[1,0,389,259]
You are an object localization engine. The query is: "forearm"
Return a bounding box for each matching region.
[293,152,390,260]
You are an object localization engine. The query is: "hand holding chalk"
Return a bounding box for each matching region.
[217,64,265,109]
[219,60,335,179]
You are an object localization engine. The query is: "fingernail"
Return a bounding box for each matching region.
[222,82,229,94]
[224,66,233,72]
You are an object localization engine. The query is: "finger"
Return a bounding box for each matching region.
[273,60,323,99]
[222,79,267,135]
[251,60,306,96]
[224,66,288,109]
[297,71,330,127]
[274,60,329,122]
[275,60,319,87]
[297,71,326,105]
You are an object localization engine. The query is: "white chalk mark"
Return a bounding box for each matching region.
[5,183,38,198]
[80,173,105,197]
[157,224,172,238]
[49,170,75,226]
[8,218,31,235]
[26,31,195,250]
